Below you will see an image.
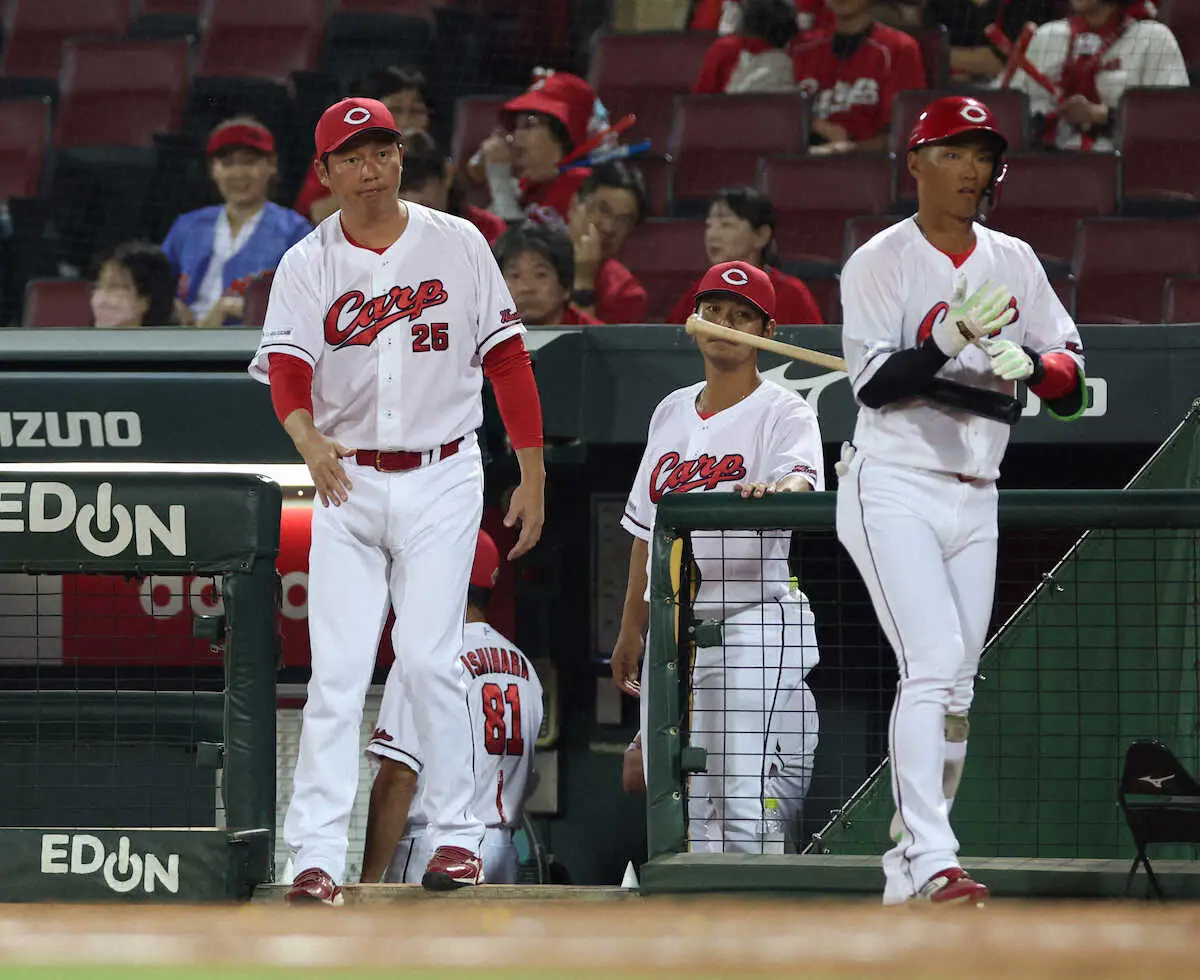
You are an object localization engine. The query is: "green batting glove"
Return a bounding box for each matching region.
[980,337,1035,382]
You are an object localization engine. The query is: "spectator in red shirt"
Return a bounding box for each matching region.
[792,0,927,155]
[294,65,433,225]
[669,186,823,326]
[693,0,801,94]
[494,223,601,327]
[566,162,648,323]
[397,131,507,246]
[471,72,601,227]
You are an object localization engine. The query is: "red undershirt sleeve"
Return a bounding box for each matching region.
[267,352,314,426]
[1029,351,1079,400]
[482,335,543,450]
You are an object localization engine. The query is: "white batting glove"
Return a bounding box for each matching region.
[980,337,1035,382]
[834,442,856,479]
[932,277,1017,358]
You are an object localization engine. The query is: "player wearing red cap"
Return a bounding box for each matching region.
[835,96,1085,906]
[613,260,823,853]
[251,97,545,904]
[471,71,602,226]
[360,528,543,886]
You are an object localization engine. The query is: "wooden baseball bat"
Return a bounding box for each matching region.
[684,314,847,372]
[986,22,1059,97]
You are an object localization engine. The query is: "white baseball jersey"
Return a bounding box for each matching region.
[622,379,825,621]
[1005,17,1188,152]
[841,218,1084,482]
[368,621,543,832]
[248,203,524,450]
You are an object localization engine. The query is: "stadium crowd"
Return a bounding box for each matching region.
[0,0,1196,331]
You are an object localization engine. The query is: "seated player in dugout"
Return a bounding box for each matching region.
[669,186,823,326]
[361,529,544,886]
[565,161,649,323]
[294,65,434,225]
[791,0,927,155]
[614,261,822,854]
[397,130,508,246]
[494,223,602,327]
[692,0,803,94]
[469,71,604,226]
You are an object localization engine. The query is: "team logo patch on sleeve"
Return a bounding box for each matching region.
[500,308,522,326]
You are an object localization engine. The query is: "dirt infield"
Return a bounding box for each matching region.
[0,898,1197,979]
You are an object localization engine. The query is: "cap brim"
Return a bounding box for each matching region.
[694,288,772,322]
[323,125,403,157]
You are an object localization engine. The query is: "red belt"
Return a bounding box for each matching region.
[356,437,462,473]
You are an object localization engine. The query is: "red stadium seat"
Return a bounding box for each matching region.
[241,272,275,328]
[0,98,51,199]
[1163,0,1200,75]
[1163,275,1200,324]
[131,0,203,40]
[197,0,324,81]
[22,278,93,327]
[142,0,204,11]
[758,154,892,268]
[450,94,512,209]
[1049,274,1076,318]
[891,88,1029,204]
[911,25,949,89]
[54,40,190,149]
[1073,218,1200,324]
[589,32,715,152]
[1117,87,1200,207]
[0,0,129,79]
[615,219,707,322]
[988,152,1120,269]
[669,93,810,211]
[632,156,670,218]
[843,213,905,261]
[330,0,444,12]
[804,275,840,325]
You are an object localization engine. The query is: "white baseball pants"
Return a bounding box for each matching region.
[388,826,518,884]
[836,453,996,903]
[687,594,821,853]
[283,441,485,883]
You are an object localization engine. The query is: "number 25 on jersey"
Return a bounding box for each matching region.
[482,682,524,756]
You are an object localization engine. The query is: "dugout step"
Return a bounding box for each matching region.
[638,853,1200,900]
[252,884,638,904]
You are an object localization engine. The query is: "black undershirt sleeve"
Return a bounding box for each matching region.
[857,338,951,409]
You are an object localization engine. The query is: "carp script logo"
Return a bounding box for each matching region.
[649,452,746,504]
[324,279,449,349]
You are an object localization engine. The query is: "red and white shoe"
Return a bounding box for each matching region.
[285,867,344,907]
[915,867,989,907]
[421,845,485,891]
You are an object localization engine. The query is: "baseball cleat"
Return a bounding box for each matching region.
[915,867,989,907]
[285,867,344,907]
[422,845,485,890]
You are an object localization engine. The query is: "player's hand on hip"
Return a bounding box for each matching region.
[980,337,1035,381]
[297,431,355,507]
[503,479,545,559]
[933,278,1017,357]
[611,629,644,697]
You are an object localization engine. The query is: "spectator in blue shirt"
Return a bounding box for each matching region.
[162,117,311,327]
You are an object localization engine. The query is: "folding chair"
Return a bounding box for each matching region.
[1117,738,1200,898]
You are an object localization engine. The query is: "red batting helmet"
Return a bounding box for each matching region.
[908,95,1008,197]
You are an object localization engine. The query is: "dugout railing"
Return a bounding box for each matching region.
[642,413,1200,897]
[0,474,281,901]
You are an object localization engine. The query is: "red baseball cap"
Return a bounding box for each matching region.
[206,121,275,156]
[315,97,402,158]
[503,72,597,150]
[471,529,501,590]
[694,261,776,321]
